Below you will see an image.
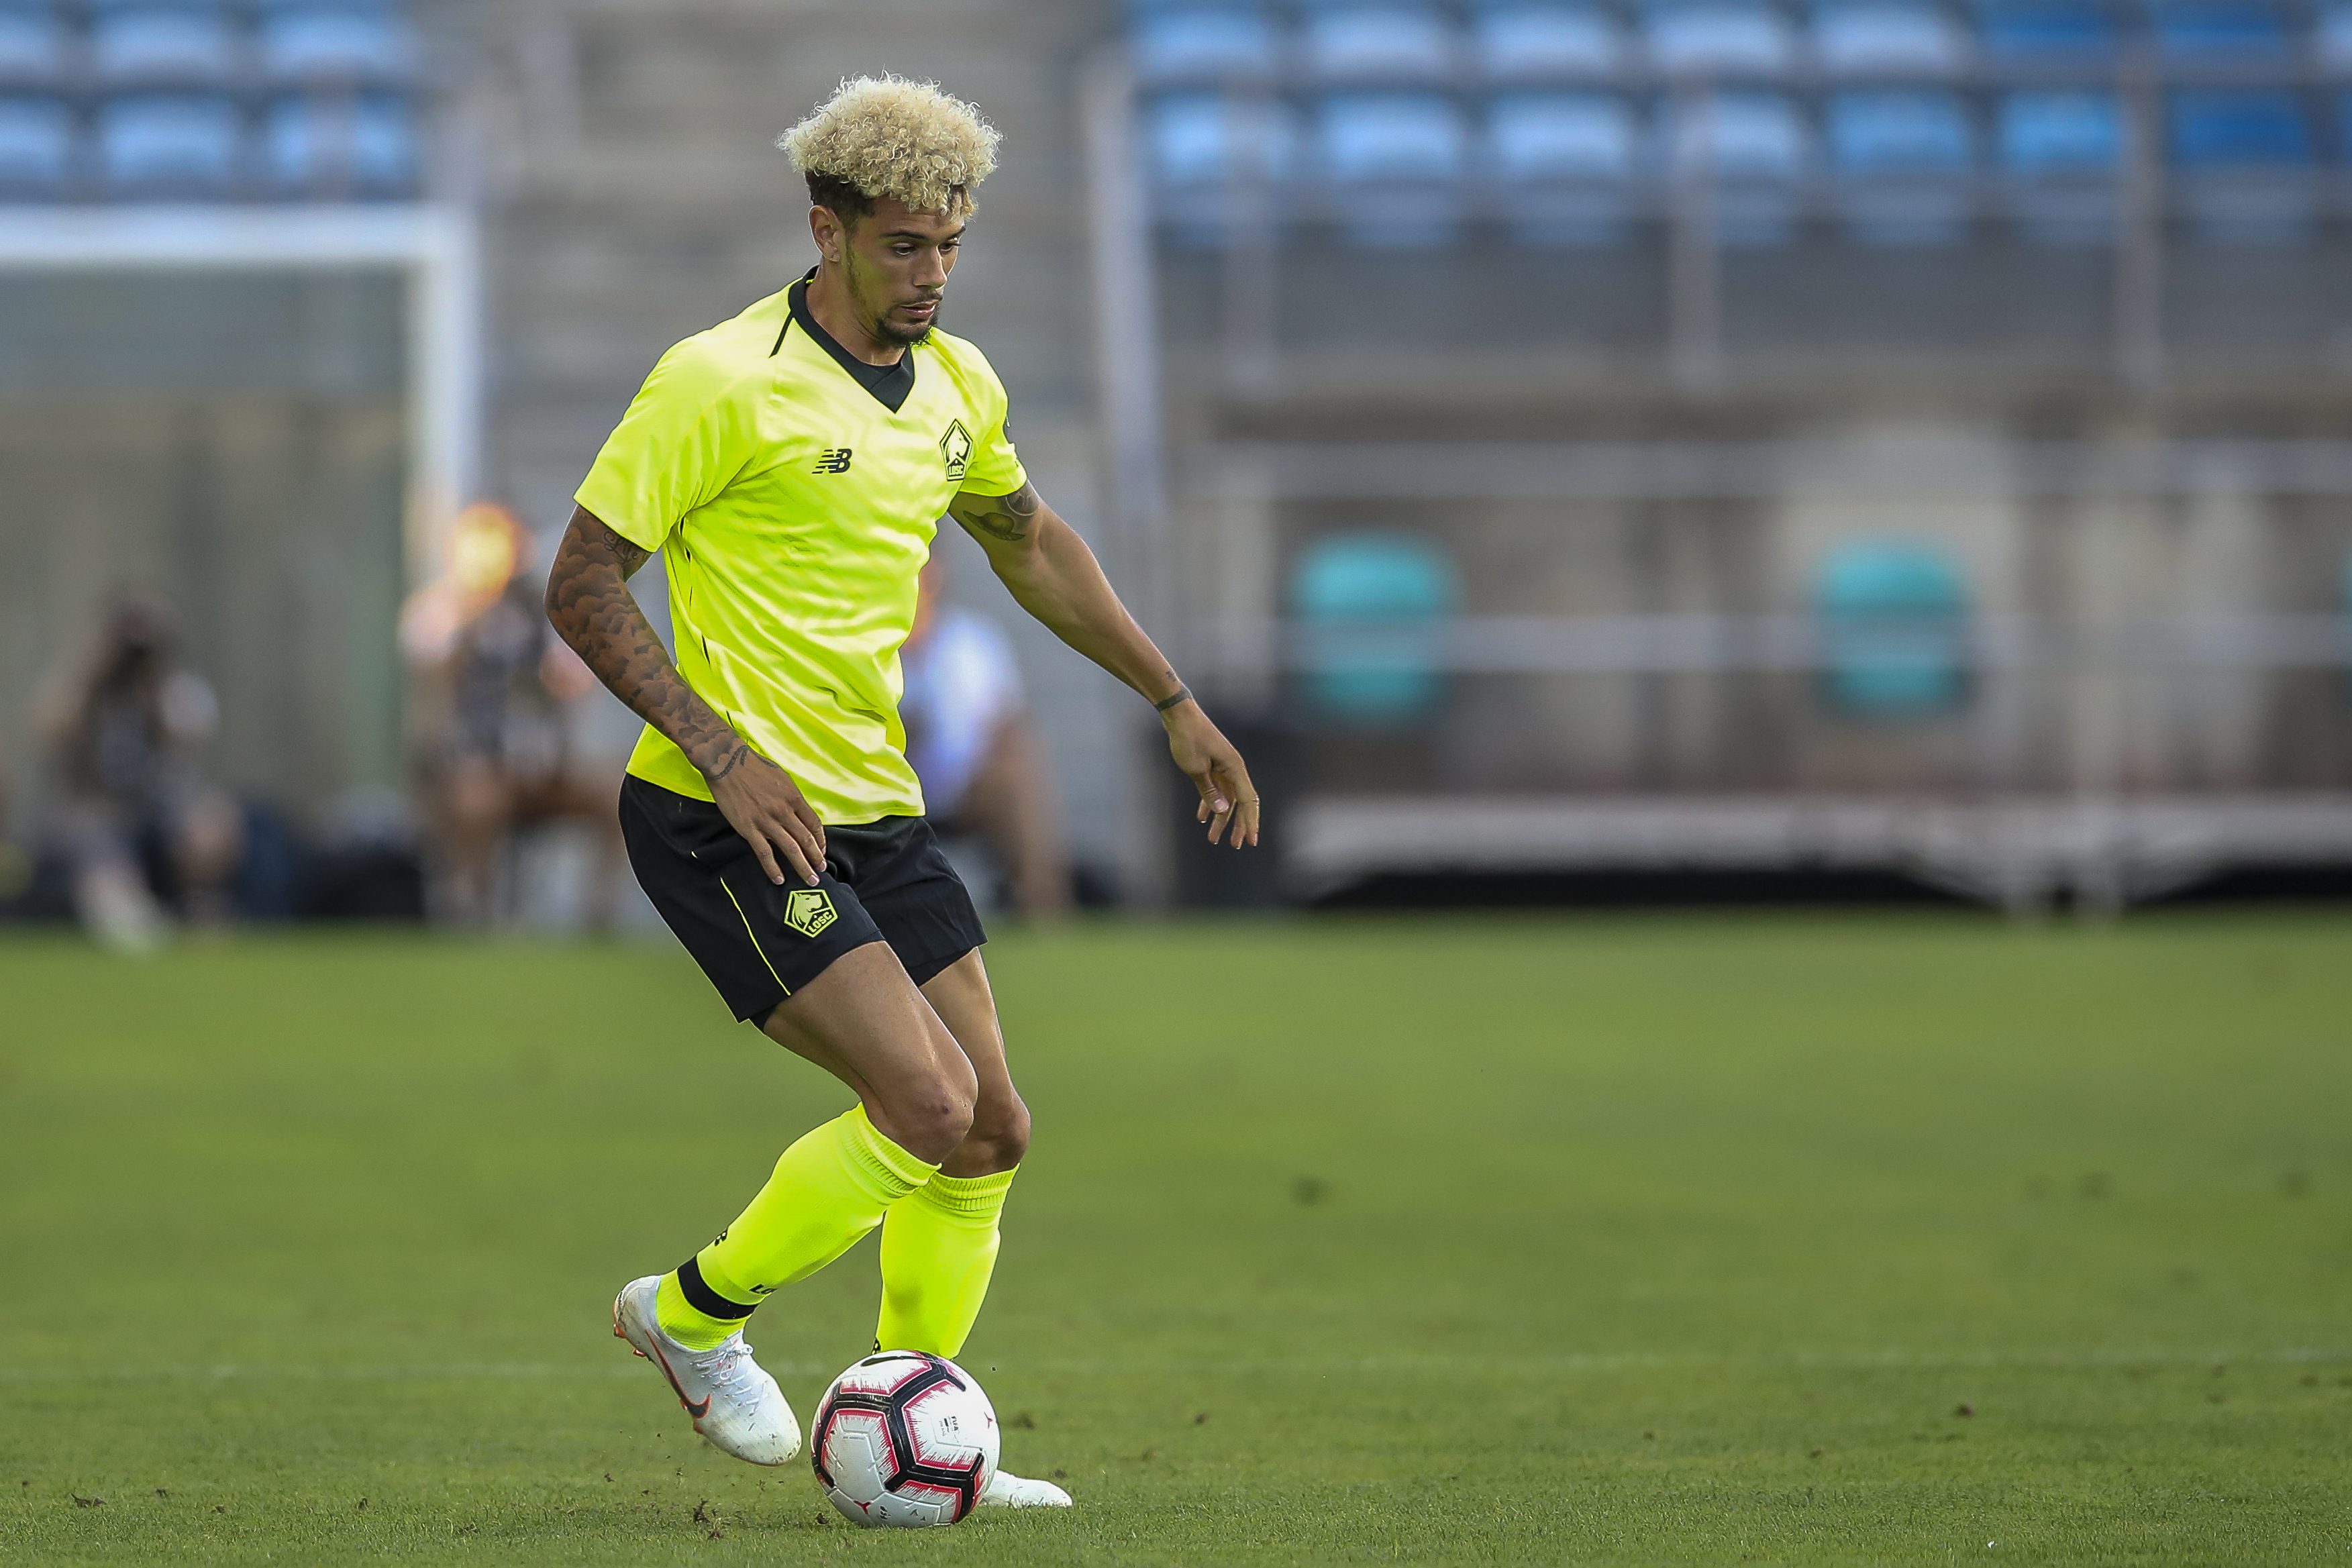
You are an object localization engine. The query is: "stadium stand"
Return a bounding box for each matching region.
[1645,1,1798,75]
[1998,87,2120,242]
[2153,0,2294,67]
[1147,89,1298,242]
[1301,3,1458,83]
[95,91,239,193]
[0,93,70,191]
[1118,0,2352,250]
[0,7,70,83]
[1813,2,1970,76]
[262,89,414,195]
[1132,5,1283,87]
[2168,85,2316,241]
[1977,1,2118,70]
[256,1,416,86]
[1826,87,1974,244]
[1313,89,1470,243]
[91,3,242,87]
[0,0,421,201]
[1666,87,1808,244]
[1470,4,1627,81]
[1484,89,1637,242]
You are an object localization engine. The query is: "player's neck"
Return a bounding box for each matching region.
[805,264,906,367]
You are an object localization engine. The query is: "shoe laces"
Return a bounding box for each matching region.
[687,1337,765,1403]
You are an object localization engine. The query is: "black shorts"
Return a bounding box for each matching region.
[619,776,986,1026]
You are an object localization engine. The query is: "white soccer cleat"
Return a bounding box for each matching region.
[978,1467,1073,1508]
[611,1274,802,1465]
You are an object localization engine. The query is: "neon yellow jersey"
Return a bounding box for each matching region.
[576,274,1025,824]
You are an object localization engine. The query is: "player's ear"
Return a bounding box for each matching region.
[810,205,843,266]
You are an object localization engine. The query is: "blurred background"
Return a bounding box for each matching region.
[5,0,2352,941]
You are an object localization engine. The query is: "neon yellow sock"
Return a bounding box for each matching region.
[874,1167,1017,1359]
[656,1105,937,1352]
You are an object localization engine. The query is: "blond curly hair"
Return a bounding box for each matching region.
[778,76,1000,219]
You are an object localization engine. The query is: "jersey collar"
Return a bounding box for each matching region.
[776,268,916,414]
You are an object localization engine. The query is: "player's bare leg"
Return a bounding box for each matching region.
[906,950,1070,1508]
[617,943,972,1463]
[760,942,980,1162]
[917,951,1029,1177]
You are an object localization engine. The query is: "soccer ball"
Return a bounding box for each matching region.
[810,1351,999,1527]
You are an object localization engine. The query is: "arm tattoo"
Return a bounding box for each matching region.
[544,506,744,779]
[948,481,1041,544]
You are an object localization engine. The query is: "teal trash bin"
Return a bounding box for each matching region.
[1814,539,1970,719]
[1292,534,1460,727]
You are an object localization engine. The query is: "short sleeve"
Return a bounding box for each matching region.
[954,362,1027,500]
[574,339,760,554]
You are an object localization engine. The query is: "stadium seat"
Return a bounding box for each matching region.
[1292,534,1460,727]
[262,91,416,195]
[1313,91,1469,245]
[257,2,419,85]
[1484,91,1637,244]
[2318,5,2352,72]
[1998,88,2119,243]
[0,7,68,85]
[2168,87,2314,242]
[1300,4,1458,85]
[1646,2,1798,76]
[91,3,241,85]
[1468,4,1627,82]
[1978,0,2117,69]
[1664,89,1808,245]
[96,91,241,193]
[0,93,71,193]
[1129,5,1282,87]
[1812,1,1970,75]
[2153,0,2293,66]
[1827,87,1973,244]
[1813,539,1970,720]
[1145,91,1297,244]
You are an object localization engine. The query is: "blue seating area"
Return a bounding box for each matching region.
[0,0,420,201]
[1129,0,2352,246]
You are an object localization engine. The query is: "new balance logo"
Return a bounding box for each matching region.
[813,448,854,474]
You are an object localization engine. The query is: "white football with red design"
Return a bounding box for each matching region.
[810,1351,1000,1528]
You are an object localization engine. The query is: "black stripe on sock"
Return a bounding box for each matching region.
[675,1256,759,1321]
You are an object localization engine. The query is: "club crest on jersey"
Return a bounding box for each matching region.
[813,448,853,474]
[783,888,838,939]
[938,419,972,482]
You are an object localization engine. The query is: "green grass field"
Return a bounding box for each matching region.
[1,913,2349,1565]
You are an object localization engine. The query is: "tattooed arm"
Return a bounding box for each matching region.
[945,483,1260,849]
[544,505,826,884]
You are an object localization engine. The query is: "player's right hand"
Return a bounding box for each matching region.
[707,745,829,886]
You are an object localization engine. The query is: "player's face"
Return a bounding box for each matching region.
[841,198,964,348]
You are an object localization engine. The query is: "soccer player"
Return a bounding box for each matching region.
[544,76,1259,1508]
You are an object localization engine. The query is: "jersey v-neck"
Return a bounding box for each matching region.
[773,268,916,413]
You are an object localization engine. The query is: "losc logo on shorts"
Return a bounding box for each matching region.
[783,888,839,939]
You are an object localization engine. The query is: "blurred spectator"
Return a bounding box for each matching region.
[0,745,26,909]
[401,503,625,929]
[900,556,1070,920]
[35,592,244,949]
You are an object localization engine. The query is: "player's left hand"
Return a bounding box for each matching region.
[1164,704,1260,849]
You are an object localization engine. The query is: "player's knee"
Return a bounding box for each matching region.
[881,1079,976,1164]
[967,1101,1029,1171]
